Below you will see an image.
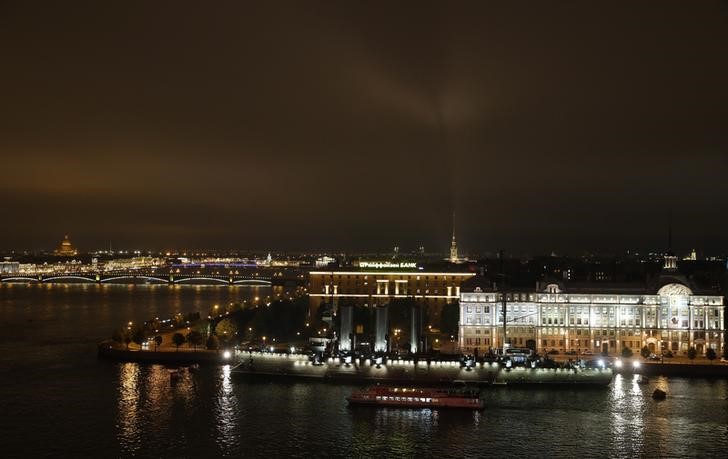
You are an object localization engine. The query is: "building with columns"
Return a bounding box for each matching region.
[309,267,476,321]
[458,273,725,357]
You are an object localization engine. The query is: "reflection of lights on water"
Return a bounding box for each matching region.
[117,363,141,455]
[472,410,481,427]
[214,364,238,450]
[609,372,646,454]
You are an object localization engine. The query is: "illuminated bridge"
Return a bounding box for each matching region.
[0,271,273,286]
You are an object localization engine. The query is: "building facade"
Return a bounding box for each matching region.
[309,268,476,320]
[0,261,20,275]
[459,279,724,357]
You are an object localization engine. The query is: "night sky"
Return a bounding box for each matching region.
[2,1,727,254]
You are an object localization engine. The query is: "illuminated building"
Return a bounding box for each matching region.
[458,263,725,357]
[0,261,20,274]
[309,267,476,320]
[55,235,78,256]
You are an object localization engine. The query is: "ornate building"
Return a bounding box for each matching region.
[55,235,78,256]
[458,264,725,357]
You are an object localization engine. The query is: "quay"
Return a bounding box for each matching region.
[98,342,612,385]
[229,352,614,386]
[97,342,234,364]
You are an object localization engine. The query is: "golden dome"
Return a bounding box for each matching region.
[55,235,78,256]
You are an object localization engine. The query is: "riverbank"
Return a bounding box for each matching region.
[97,342,232,364]
[229,352,614,386]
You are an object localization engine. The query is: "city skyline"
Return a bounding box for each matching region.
[3,3,728,458]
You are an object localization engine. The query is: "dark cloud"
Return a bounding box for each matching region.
[1,1,727,254]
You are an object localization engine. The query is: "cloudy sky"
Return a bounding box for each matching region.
[1,1,727,254]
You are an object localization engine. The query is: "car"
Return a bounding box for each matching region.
[547,349,559,355]
[564,350,577,355]
[582,350,594,356]
[661,350,674,358]
[648,353,661,361]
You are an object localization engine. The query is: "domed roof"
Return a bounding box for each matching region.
[657,282,692,296]
[55,235,77,256]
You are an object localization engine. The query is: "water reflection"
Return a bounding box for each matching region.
[608,374,647,456]
[350,408,438,456]
[214,364,240,451]
[117,363,141,454]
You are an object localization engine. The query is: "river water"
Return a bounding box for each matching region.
[1,284,727,458]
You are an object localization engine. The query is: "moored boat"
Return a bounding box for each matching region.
[347,386,483,409]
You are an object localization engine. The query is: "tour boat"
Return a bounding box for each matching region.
[347,386,483,410]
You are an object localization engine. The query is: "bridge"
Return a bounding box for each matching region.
[0,271,273,286]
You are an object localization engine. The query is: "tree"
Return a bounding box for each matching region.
[640,346,651,359]
[216,318,239,339]
[188,330,203,350]
[131,327,146,349]
[206,334,220,350]
[621,346,633,358]
[154,335,163,351]
[111,328,126,344]
[172,332,186,351]
[706,347,717,364]
[687,346,697,361]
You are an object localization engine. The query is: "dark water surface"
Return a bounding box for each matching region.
[1,284,727,458]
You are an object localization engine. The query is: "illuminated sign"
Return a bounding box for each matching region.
[359,261,417,269]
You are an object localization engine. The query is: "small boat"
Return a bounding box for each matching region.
[169,370,181,384]
[637,375,649,384]
[652,388,667,400]
[189,364,200,373]
[347,386,483,410]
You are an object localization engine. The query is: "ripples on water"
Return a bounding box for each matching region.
[1,284,728,457]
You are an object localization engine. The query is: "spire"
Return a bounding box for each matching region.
[449,212,459,263]
[451,212,456,242]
